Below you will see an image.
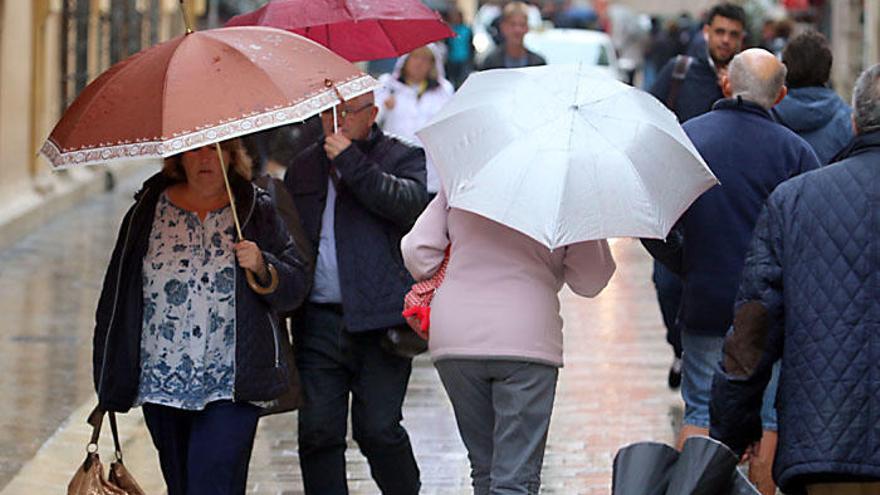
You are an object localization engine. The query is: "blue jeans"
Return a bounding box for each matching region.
[142,400,260,495]
[294,302,420,495]
[681,331,779,430]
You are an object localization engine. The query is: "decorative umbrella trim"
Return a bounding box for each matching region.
[41,74,377,168]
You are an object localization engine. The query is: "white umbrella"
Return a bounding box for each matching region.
[416,64,718,249]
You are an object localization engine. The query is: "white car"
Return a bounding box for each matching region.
[524,29,623,81]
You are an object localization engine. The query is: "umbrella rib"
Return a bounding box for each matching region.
[555,63,584,247]
[573,103,656,227]
[376,19,402,55]
[340,0,356,20]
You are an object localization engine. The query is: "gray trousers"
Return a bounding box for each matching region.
[434,359,558,495]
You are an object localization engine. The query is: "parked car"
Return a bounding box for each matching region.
[524,28,623,81]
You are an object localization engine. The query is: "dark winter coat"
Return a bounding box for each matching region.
[771,86,854,165]
[93,172,309,412]
[710,131,880,494]
[643,98,820,337]
[478,46,547,70]
[649,49,724,123]
[283,124,428,332]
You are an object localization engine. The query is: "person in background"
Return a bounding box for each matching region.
[376,44,454,198]
[478,1,546,70]
[445,8,474,89]
[772,31,854,165]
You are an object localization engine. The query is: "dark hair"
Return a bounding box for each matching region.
[706,3,747,29]
[782,30,832,88]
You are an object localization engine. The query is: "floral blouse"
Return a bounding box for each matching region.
[136,192,237,410]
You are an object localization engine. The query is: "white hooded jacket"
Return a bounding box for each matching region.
[376,44,454,194]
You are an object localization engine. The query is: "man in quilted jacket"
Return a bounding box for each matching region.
[642,48,820,494]
[283,91,428,494]
[710,64,880,495]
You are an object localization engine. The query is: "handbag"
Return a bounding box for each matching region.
[401,247,451,339]
[68,405,146,495]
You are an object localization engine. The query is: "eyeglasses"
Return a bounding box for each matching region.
[324,102,373,120]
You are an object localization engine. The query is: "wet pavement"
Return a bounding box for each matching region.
[0,168,681,494]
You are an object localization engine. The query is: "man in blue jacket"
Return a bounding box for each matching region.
[284,92,428,494]
[643,48,820,494]
[772,31,853,164]
[650,3,746,123]
[648,2,747,392]
[710,64,880,495]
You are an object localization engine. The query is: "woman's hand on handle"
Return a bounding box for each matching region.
[234,240,268,282]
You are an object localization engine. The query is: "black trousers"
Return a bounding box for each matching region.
[652,261,683,358]
[294,302,421,495]
[142,400,260,495]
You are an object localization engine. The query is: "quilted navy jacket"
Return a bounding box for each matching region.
[93,172,309,412]
[710,131,880,493]
[284,125,428,332]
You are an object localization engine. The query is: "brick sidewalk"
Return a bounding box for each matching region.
[0,168,681,494]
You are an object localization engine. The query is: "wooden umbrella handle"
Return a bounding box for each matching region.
[214,143,279,295]
[245,264,279,295]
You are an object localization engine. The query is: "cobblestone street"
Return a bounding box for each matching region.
[0,168,681,494]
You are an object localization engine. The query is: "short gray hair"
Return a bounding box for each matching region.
[728,53,788,109]
[852,64,880,134]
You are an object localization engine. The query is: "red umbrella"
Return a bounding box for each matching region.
[225,0,455,62]
[41,26,377,168]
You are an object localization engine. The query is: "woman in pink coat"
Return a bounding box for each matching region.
[401,192,616,494]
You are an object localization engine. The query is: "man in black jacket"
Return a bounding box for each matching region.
[283,91,428,495]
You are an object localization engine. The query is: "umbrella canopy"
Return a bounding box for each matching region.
[416,64,718,249]
[41,26,377,168]
[612,436,760,495]
[225,0,454,62]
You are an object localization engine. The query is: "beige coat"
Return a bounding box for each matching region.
[401,193,616,367]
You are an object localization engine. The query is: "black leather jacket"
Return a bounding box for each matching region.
[284,125,428,332]
[93,172,308,411]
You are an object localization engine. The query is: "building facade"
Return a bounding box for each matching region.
[0,0,201,244]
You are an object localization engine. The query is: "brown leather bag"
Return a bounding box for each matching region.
[68,406,146,495]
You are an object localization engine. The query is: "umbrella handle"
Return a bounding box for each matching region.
[245,264,279,295]
[324,79,345,134]
[215,143,278,295]
[177,1,194,34]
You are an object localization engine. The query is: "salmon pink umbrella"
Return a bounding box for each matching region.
[226,0,454,62]
[40,20,378,293]
[41,26,378,169]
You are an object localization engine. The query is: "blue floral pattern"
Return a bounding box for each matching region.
[136,193,237,410]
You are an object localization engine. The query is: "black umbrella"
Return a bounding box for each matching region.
[611,436,760,495]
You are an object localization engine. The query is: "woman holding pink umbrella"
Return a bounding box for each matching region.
[93,138,308,494]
